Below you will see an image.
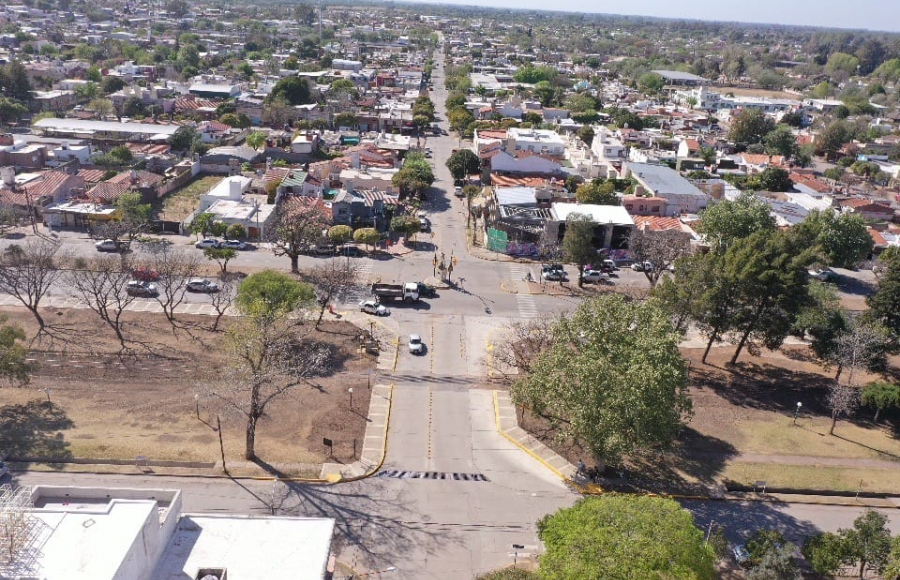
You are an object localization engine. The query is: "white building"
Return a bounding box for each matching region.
[506,128,566,157]
[625,162,710,215]
[1,484,335,580]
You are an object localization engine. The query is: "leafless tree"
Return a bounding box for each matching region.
[144,246,201,329]
[490,316,558,382]
[302,260,361,329]
[68,255,138,351]
[207,277,237,332]
[0,203,30,236]
[205,313,333,460]
[0,239,64,333]
[828,382,860,435]
[830,319,890,383]
[629,228,692,287]
[267,200,331,272]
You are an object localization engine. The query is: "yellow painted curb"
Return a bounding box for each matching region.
[341,383,393,483]
[392,336,400,373]
[492,390,572,483]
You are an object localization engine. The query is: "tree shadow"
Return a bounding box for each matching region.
[682,497,822,547]
[0,400,74,468]
[832,276,875,298]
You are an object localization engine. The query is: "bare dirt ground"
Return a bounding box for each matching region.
[519,344,900,493]
[0,307,375,473]
[715,86,800,100]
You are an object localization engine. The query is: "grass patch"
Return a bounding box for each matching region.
[723,463,900,494]
[724,417,900,461]
[157,175,223,222]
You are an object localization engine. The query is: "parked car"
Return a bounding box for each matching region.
[416,282,438,298]
[408,334,424,355]
[582,270,611,284]
[420,217,431,232]
[809,268,838,282]
[360,300,390,316]
[542,263,565,273]
[314,244,336,255]
[195,238,221,249]
[454,186,464,197]
[131,267,160,282]
[126,280,158,297]
[542,269,568,282]
[631,260,654,272]
[95,239,127,253]
[733,545,751,567]
[220,239,247,251]
[186,278,220,293]
[338,244,364,257]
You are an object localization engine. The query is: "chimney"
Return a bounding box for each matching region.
[0,166,14,187]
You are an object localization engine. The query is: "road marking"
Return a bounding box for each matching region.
[427,389,434,466]
[516,294,538,319]
[376,470,489,482]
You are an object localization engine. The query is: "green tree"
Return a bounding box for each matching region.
[803,533,847,576]
[109,145,133,164]
[841,509,893,579]
[390,215,421,241]
[866,256,900,337]
[792,210,873,269]
[475,569,537,580]
[191,213,215,238]
[220,113,251,128]
[728,108,776,146]
[577,125,595,146]
[88,97,114,120]
[169,125,199,152]
[638,71,665,93]
[226,223,246,240]
[445,148,480,181]
[861,381,900,422]
[512,294,691,463]
[327,225,353,245]
[532,81,556,107]
[824,167,845,181]
[209,221,228,238]
[0,314,31,385]
[269,76,312,106]
[886,537,900,580]
[353,227,380,250]
[696,192,777,252]
[815,121,851,158]
[246,131,267,150]
[826,52,860,78]
[562,213,596,287]
[793,280,848,364]
[537,496,714,580]
[203,246,238,275]
[575,180,618,205]
[725,230,816,364]
[0,97,27,126]
[448,107,475,135]
[747,543,802,580]
[392,152,434,199]
[747,530,789,565]
[332,112,360,129]
[235,270,314,319]
[763,125,798,159]
[758,167,793,192]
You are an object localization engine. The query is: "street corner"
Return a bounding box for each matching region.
[499,279,519,294]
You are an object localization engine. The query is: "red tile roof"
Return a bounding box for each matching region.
[77,169,107,183]
[633,215,684,232]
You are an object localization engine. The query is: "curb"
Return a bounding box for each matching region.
[392,336,400,373]
[340,383,393,483]
[492,390,576,484]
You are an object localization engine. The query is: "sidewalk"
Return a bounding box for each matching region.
[320,383,393,481]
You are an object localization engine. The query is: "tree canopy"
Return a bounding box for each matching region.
[235,270,314,319]
[446,149,480,181]
[511,294,692,463]
[575,180,618,205]
[792,210,873,269]
[728,108,776,146]
[696,192,777,252]
[268,76,312,106]
[537,496,715,580]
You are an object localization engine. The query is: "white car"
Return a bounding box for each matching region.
[582,270,611,284]
[220,239,247,251]
[95,239,126,253]
[454,186,464,197]
[631,260,654,272]
[542,269,568,282]
[186,278,220,293]
[809,268,838,282]
[360,300,390,316]
[195,238,221,249]
[408,334,424,355]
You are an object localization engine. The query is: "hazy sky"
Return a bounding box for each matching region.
[429,0,895,32]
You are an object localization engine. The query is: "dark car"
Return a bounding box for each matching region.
[338,245,364,257]
[416,282,438,298]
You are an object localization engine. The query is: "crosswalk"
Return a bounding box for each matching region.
[516,294,538,319]
[340,261,375,305]
[0,293,230,317]
[508,263,530,282]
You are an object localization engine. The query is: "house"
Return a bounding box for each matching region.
[196,176,275,239]
[548,203,635,249]
[489,149,563,177]
[622,195,668,216]
[200,146,261,175]
[188,82,241,99]
[0,167,86,221]
[676,138,701,159]
[506,128,566,157]
[736,153,787,174]
[840,198,895,222]
[29,89,76,113]
[625,162,710,215]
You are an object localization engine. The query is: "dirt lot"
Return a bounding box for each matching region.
[715,86,800,101]
[0,307,375,473]
[156,175,223,222]
[520,344,900,493]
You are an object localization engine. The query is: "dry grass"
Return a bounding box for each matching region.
[0,306,375,467]
[156,175,223,222]
[723,463,900,494]
[715,86,800,100]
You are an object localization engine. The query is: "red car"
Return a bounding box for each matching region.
[131,267,160,282]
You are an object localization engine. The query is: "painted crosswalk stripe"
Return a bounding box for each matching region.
[516,295,538,319]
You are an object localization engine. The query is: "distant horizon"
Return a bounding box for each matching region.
[393,0,900,33]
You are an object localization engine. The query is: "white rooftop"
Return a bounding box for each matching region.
[154,515,335,580]
[34,118,181,137]
[552,202,635,225]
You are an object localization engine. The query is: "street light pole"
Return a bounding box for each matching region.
[793,401,802,425]
[349,387,354,410]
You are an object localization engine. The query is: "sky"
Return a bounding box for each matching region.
[427,0,896,33]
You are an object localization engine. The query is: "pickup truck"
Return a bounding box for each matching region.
[371,282,420,303]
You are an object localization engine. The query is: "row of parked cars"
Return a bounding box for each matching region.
[540,261,618,285]
[195,238,249,251]
[125,278,222,297]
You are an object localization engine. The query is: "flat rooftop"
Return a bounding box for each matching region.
[628,162,707,198]
[154,515,335,580]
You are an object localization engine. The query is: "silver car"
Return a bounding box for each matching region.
[408,334,424,355]
[360,300,390,316]
[186,278,220,293]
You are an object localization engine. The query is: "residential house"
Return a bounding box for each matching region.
[622,195,668,216]
[625,162,710,215]
[840,198,895,222]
